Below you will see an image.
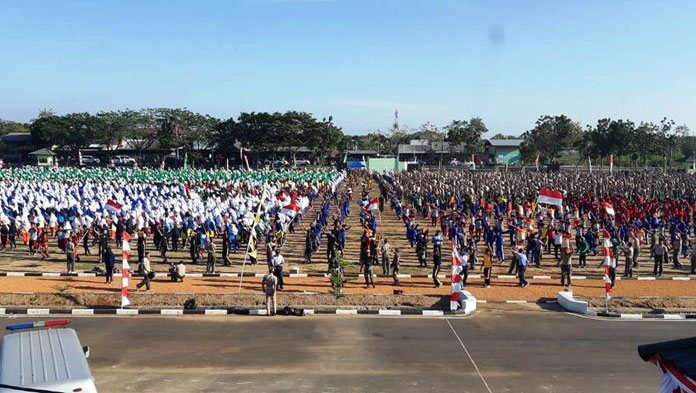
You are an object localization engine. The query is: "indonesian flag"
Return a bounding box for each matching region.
[121,231,131,308]
[603,265,612,300]
[450,242,465,311]
[609,154,614,174]
[105,199,122,214]
[366,197,379,211]
[602,228,613,299]
[604,202,615,216]
[538,189,563,206]
[280,200,301,218]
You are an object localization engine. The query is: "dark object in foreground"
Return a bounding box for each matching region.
[638,336,696,391]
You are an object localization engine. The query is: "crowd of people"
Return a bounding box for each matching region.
[372,170,696,289]
[3,166,696,298]
[0,167,344,292]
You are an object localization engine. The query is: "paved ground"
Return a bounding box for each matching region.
[1,308,692,392]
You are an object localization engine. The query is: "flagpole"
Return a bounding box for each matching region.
[238,185,267,294]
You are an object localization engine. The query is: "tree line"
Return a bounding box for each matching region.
[519,115,693,168]
[1,110,692,167]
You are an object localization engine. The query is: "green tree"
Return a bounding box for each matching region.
[519,115,581,164]
[0,119,28,135]
[445,117,487,155]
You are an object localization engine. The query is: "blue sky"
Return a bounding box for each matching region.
[1,0,695,136]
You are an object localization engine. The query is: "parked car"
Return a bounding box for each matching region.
[113,155,137,166]
[81,155,100,165]
[294,158,311,166]
[272,158,289,166]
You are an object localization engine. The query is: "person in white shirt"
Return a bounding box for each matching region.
[271,249,285,290]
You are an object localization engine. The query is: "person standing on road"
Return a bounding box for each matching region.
[514,247,528,287]
[621,241,634,278]
[558,247,572,288]
[432,244,442,288]
[262,267,278,316]
[482,247,493,288]
[104,245,115,284]
[65,237,76,273]
[631,232,641,268]
[206,239,217,274]
[672,235,683,269]
[391,248,401,286]
[272,248,285,290]
[652,237,667,276]
[381,238,391,276]
[361,251,375,288]
[136,252,152,291]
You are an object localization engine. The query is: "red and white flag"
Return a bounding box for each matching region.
[609,154,614,174]
[538,189,563,206]
[121,231,131,308]
[280,199,301,218]
[602,229,613,300]
[366,197,379,211]
[105,200,122,214]
[604,202,615,216]
[450,242,465,311]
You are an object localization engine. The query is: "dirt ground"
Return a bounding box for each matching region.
[0,275,693,302]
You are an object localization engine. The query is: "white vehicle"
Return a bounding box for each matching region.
[0,322,97,393]
[449,158,461,166]
[272,158,289,166]
[81,155,100,165]
[463,161,476,169]
[294,158,311,166]
[113,155,136,166]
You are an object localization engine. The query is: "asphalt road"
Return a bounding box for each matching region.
[0,309,693,393]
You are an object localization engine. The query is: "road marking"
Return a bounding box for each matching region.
[533,275,551,279]
[445,318,493,393]
[161,309,184,315]
[116,309,138,315]
[506,300,527,304]
[378,309,401,316]
[72,309,94,315]
[574,276,587,280]
[7,272,25,277]
[249,309,267,315]
[187,273,203,277]
[27,309,50,315]
[219,273,238,277]
[497,274,515,279]
[672,276,690,280]
[663,314,686,320]
[78,273,96,277]
[0,308,5,315]
[289,273,308,278]
[335,309,358,315]
[42,273,61,277]
[422,310,444,316]
[637,277,656,280]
